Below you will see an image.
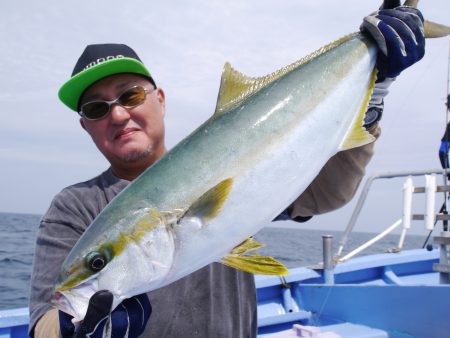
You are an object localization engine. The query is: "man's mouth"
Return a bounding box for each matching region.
[114,128,140,140]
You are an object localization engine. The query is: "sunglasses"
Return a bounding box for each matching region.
[79,85,154,120]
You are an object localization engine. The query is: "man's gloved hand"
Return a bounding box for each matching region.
[59,291,151,338]
[361,2,425,79]
[359,1,426,128]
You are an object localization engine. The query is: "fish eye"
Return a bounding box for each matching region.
[85,251,108,272]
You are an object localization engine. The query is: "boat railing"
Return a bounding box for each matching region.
[335,168,450,263]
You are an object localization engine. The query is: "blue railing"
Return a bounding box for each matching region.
[0,307,29,338]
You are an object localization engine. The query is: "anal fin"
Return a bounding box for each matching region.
[221,237,288,275]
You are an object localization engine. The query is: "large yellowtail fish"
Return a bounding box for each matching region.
[54,1,450,322]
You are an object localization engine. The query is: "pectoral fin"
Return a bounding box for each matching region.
[179,178,233,224]
[221,237,288,275]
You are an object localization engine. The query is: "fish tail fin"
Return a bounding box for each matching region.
[400,1,450,38]
[424,21,450,38]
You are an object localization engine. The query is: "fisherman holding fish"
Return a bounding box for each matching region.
[30,3,429,338]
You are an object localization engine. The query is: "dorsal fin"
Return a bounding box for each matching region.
[214,62,262,114]
[214,33,358,115]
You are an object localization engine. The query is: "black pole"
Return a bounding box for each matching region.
[423,202,448,248]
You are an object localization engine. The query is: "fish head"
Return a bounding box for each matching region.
[54,208,175,322]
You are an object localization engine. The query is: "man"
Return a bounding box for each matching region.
[29,4,425,338]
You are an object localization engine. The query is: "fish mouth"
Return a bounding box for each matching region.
[53,279,99,323]
[52,291,81,323]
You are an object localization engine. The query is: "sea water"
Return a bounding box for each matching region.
[0,212,427,310]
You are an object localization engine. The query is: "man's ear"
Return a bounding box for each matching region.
[156,88,166,117]
[80,118,86,131]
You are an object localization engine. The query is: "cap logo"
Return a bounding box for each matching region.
[83,55,125,70]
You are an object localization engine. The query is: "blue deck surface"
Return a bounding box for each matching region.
[256,248,448,338]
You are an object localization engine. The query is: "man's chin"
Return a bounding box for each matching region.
[121,150,152,163]
[114,146,153,163]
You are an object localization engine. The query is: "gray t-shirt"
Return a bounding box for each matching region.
[30,134,378,337]
[29,168,256,338]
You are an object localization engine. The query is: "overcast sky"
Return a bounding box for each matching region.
[1,0,449,236]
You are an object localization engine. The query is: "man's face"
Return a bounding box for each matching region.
[80,73,166,175]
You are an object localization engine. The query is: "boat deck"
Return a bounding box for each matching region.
[256,248,447,338]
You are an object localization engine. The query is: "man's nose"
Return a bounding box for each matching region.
[110,103,131,123]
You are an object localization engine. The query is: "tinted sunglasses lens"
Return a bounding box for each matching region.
[118,87,146,107]
[82,102,110,120]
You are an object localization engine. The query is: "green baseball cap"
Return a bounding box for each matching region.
[58,44,156,112]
